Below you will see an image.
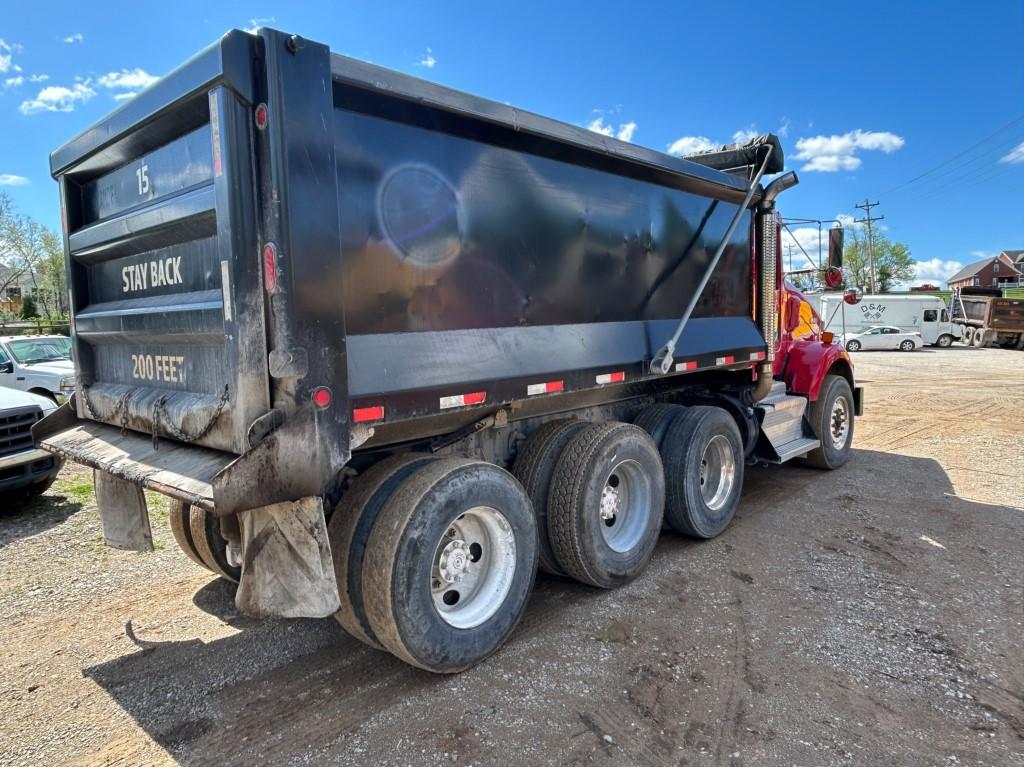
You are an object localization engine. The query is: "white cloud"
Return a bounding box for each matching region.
[418,48,436,68]
[587,116,637,143]
[113,92,136,102]
[0,38,20,74]
[0,173,30,186]
[20,82,95,114]
[29,74,47,82]
[793,129,905,172]
[63,33,84,44]
[244,17,276,34]
[912,258,963,286]
[4,76,23,87]
[97,68,158,91]
[999,141,1024,165]
[666,135,717,156]
[778,117,792,138]
[732,125,758,144]
[616,121,637,142]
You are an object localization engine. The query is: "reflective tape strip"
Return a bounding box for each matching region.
[716,356,735,365]
[675,360,698,372]
[527,380,564,396]
[595,371,625,385]
[439,391,487,409]
[750,351,766,361]
[353,405,384,423]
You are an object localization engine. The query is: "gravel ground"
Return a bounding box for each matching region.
[0,346,1021,766]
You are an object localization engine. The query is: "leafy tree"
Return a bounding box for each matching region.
[20,293,39,319]
[0,191,67,318]
[841,227,915,292]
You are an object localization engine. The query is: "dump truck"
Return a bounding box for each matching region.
[35,27,862,673]
[951,288,1024,349]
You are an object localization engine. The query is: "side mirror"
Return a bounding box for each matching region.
[0,360,13,374]
[828,227,844,268]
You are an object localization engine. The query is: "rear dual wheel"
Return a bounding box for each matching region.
[350,458,537,673]
[168,502,241,582]
[546,423,664,589]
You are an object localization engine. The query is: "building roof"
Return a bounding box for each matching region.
[948,253,1022,284]
[1002,249,1024,263]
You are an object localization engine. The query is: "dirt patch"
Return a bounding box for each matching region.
[1,346,1022,766]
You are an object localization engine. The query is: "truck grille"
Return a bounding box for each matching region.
[0,406,41,458]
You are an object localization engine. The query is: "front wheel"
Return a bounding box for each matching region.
[936,334,953,348]
[899,340,915,351]
[845,340,861,352]
[802,375,855,470]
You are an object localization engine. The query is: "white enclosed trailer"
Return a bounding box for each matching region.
[807,293,961,347]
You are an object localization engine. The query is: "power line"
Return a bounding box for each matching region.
[879,114,1024,196]
[854,199,884,293]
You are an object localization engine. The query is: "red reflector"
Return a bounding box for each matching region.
[312,387,332,408]
[254,103,269,130]
[263,243,278,292]
[353,405,384,423]
[527,380,564,396]
[463,391,487,405]
[596,371,625,384]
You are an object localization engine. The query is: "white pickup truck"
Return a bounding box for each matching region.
[0,335,76,404]
[0,387,62,498]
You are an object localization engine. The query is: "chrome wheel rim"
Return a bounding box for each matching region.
[699,435,736,512]
[430,506,516,629]
[829,397,850,449]
[599,459,652,553]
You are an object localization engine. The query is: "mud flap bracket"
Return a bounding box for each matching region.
[234,497,341,619]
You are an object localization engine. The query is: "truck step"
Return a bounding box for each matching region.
[761,436,820,464]
[758,391,809,448]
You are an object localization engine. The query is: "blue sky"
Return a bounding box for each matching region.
[1,1,1021,286]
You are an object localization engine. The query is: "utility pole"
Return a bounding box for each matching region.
[854,199,884,293]
[784,243,797,274]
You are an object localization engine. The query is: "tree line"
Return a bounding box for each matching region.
[0,191,67,320]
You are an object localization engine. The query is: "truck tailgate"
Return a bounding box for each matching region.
[52,31,269,454]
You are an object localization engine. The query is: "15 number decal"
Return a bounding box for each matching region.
[135,163,150,196]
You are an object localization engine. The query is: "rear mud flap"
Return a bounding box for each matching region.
[93,470,154,552]
[235,497,341,619]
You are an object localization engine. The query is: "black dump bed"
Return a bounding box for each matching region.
[38,28,778,514]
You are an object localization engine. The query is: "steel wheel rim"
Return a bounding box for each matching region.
[699,435,736,512]
[430,506,516,629]
[599,459,652,553]
[829,396,850,449]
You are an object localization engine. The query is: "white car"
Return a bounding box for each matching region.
[843,325,924,352]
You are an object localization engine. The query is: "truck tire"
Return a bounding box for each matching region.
[801,374,855,470]
[936,334,953,348]
[960,327,974,346]
[169,501,209,570]
[510,419,588,576]
[633,403,688,449]
[328,452,438,650]
[547,422,664,588]
[189,506,242,582]
[362,458,538,673]
[971,328,985,347]
[662,406,744,539]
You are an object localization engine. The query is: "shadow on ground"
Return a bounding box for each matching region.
[0,490,83,549]
[81,449,1024,766]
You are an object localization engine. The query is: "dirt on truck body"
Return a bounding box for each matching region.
[37,26,862,673]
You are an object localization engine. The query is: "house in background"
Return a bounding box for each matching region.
[947,251,1023,290]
